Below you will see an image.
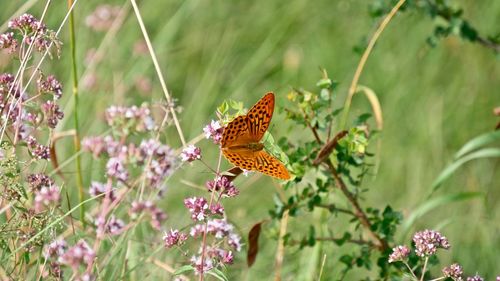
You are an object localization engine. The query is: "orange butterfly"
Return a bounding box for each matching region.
[221,92,291,180]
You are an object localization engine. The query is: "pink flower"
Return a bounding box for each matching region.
[129,201,167,230]
[442,263,463,281]
[41,100,64,128]
[34,185,60,212]
[59,240,95,270]
[180,145,201,162]
[89,181,116,201]
[163,229,188,248]
[26,136,50,160]
[206,176,239,197]
[190,255,213,275]
[184,197,209,221]
[388,245,410,263]
[412,229,450,257]
[44,239,67,259]
[203,120,223,144]
[106,157,129,182]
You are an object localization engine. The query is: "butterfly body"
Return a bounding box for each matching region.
[221,93,290,180]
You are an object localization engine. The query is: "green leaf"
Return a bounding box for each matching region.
[402,192,483,236]
[173,265,194,276]
[207,268,229,281]
[432,148,500,192]
[454,130,500,159]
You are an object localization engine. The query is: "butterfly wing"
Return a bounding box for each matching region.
[221,92,275,148]
[254,150,290,180]
[221,116,252,148]
[222,149,256,171]
[246,92,274,142]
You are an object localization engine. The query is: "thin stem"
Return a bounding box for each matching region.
[403,261,419,280]
[339,0,407,130]
[199,149,223,280]
[67,0,85,225]
[130,0,186,147]
[420,257,428,281]
[326,161,388,250]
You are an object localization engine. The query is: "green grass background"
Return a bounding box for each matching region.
[1,0,499,279]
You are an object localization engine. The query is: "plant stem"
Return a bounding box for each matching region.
[340,0,407,130]
[420,257,428,281]
[67,0,85,225]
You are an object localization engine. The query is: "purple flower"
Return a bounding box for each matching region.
[27,173,54,191]
[89,181,116,201]
[106,157,129,182]
[0,73,18,97]
[412,229,450,257]
[37,75,63,99]
[190,255,213,275]
[137,139,175,188]
[95,215,125,236]
[442,263,463,281]
[8,14,45,32]
[8,14,61,57]
[41,100,64,128]
[467,275,484,281]
[129,201,167,230]
[210,203,224,216]
[59,240,95,270]
[105,104,155,133]
[184,197,209,221]
[206,176,239,197]
[163,229,188,248]
[44,239,67,259]
[189,219,242,251]
[180,145,201,162]
[34,185,60,212]
[81,136,120,158]
[388,245,410,263]
[203,120,223,144]
[26,136,50,160]
[0,32,17,52]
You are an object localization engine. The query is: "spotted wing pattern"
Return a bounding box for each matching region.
[246,92,274,142]
[220,92,291,180]
[222,149,255,171]
[221,116,252,148]
[254,150,290,180]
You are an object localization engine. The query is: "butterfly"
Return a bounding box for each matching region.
[221,92,291,180]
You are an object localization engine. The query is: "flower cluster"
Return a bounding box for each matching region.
[33,184,60,212]
[163,229,188,248]
[43,239,95,280]
[206,176,239,197]
[412,229,450,257]
[26,136,50,160]
[203,120,223,144]
[89,181,116,201]
[442,263,463,281]
[27,173,54,191]
[95,215,125,236]
[180,145,202,162]
[60,240,95,271]
[4,13,62,56]
[129,200,168,230]
[105,104,155,134]
[388,229,496,281]
[388,245,409,263]
[188,219,242,274]
[82,106,176,189]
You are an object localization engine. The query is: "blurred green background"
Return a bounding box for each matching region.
[1,0,499,279]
